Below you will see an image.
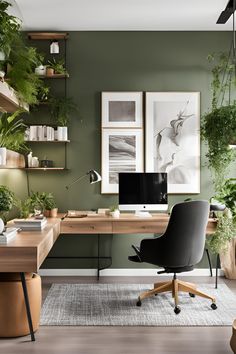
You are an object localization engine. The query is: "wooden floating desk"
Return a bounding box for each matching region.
[61,213,217,235]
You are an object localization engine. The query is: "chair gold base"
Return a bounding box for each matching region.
[138,277,216,311]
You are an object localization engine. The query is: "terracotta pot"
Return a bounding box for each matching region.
[46,67,54,76]
[44,209,51,217]
[44,208,58,218]
[0,273,41,337]
[50,208,58,218]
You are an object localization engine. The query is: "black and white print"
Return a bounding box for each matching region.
[102,92,143,128]
[102,130,143,193]
[146,92,200,194]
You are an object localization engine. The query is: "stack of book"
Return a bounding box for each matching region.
[0,227,18,244]
[14,218,47,231]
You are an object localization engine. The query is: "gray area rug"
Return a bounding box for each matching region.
[40,283,236,326]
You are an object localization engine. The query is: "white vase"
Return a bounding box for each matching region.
[35,65,46,76]
[57,127,68,141]
[62,127,68,141]
[57,127,64,141]
[0,147,7,166]
[0,218,4,234]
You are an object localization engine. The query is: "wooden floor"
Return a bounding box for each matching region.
[0,275,235,354]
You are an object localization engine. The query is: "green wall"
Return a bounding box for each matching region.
[0,31,234,269]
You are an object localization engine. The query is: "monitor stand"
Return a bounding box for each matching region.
[135,211,152,218]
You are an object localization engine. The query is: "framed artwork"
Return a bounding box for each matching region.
[101,129,144,194]
[101,92,143,128]
[145,92,200,194]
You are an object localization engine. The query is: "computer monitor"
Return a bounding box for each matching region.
[118,172,168,215]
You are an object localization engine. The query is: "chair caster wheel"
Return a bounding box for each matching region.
[174,306,181,314]
[136,298,142,307]
[211,303,217,310]
[189,293,195,298]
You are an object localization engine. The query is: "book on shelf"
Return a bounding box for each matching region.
[14,217,47,230]
[0,227,18,244]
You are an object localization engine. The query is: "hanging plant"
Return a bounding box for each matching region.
[201,52,236,187]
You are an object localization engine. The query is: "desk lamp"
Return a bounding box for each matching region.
[65,169,101,190]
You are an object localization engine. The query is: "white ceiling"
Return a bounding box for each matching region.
[14,0,232,31]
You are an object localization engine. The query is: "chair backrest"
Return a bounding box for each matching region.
[159,200,209,268]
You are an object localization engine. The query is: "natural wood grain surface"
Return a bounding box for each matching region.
[61,213,217,235]
[0,218,61,272]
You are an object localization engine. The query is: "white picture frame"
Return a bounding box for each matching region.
[101,129,144,194]
[101,92,143,128]
[145,92,200,194]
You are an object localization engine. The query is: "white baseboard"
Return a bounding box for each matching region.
[39,268,224,277]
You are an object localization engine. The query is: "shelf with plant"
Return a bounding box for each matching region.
[0,1,49,109]
[0,110,29,168]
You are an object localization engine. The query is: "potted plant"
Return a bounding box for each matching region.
[34,52,46,76]
[50,97,77,141]
[47,58,67,76]
[0,110,28,166]
[18,197,32,219]
[109,205,120,218]
[0,185,16,227]
[29,191,58,217]
[207,179,236,278]
[201,53,236,188]
[41,192,58,217]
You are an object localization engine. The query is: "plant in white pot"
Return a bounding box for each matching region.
[50,97,77,141]
[0,110,28,166]
[110,205,120,218]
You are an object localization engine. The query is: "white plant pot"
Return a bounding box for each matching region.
[110,210,120,218]
[57,127,68,141]
[0,51,5,61]
[57,127,64,141]
[0,218,4,234]
[35,65,46,76]
[0,147,7,166]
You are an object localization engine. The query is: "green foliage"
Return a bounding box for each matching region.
[109,205,119,212]
[18,198,31,219]
[215,179,236,220]
[207,213,236,254]
[50,97,77,126]
[0,1,21,57]
[0,185,15,220]
[29,191,56,211]
[47,58,67,75]
[37,85,50,102]
[0,110,29,153]
[7,46,44,105]
[201,105,236,186]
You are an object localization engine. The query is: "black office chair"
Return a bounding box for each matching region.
[129,200,217,314]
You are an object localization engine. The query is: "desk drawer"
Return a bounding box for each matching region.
[112,221,166,234]
[61,221,112,234]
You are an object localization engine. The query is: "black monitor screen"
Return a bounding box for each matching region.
[118,173,168,205]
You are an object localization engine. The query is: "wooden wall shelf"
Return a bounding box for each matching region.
[26,140,70,143]
[25,167,68,171]
[39,74,69,79]
[0,82,29,113]
[28,32,68,40]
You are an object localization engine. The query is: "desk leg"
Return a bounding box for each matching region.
[97,234,100,280]
[205,248,213,277]
[215,254,220,289]
[20,273,35,342]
